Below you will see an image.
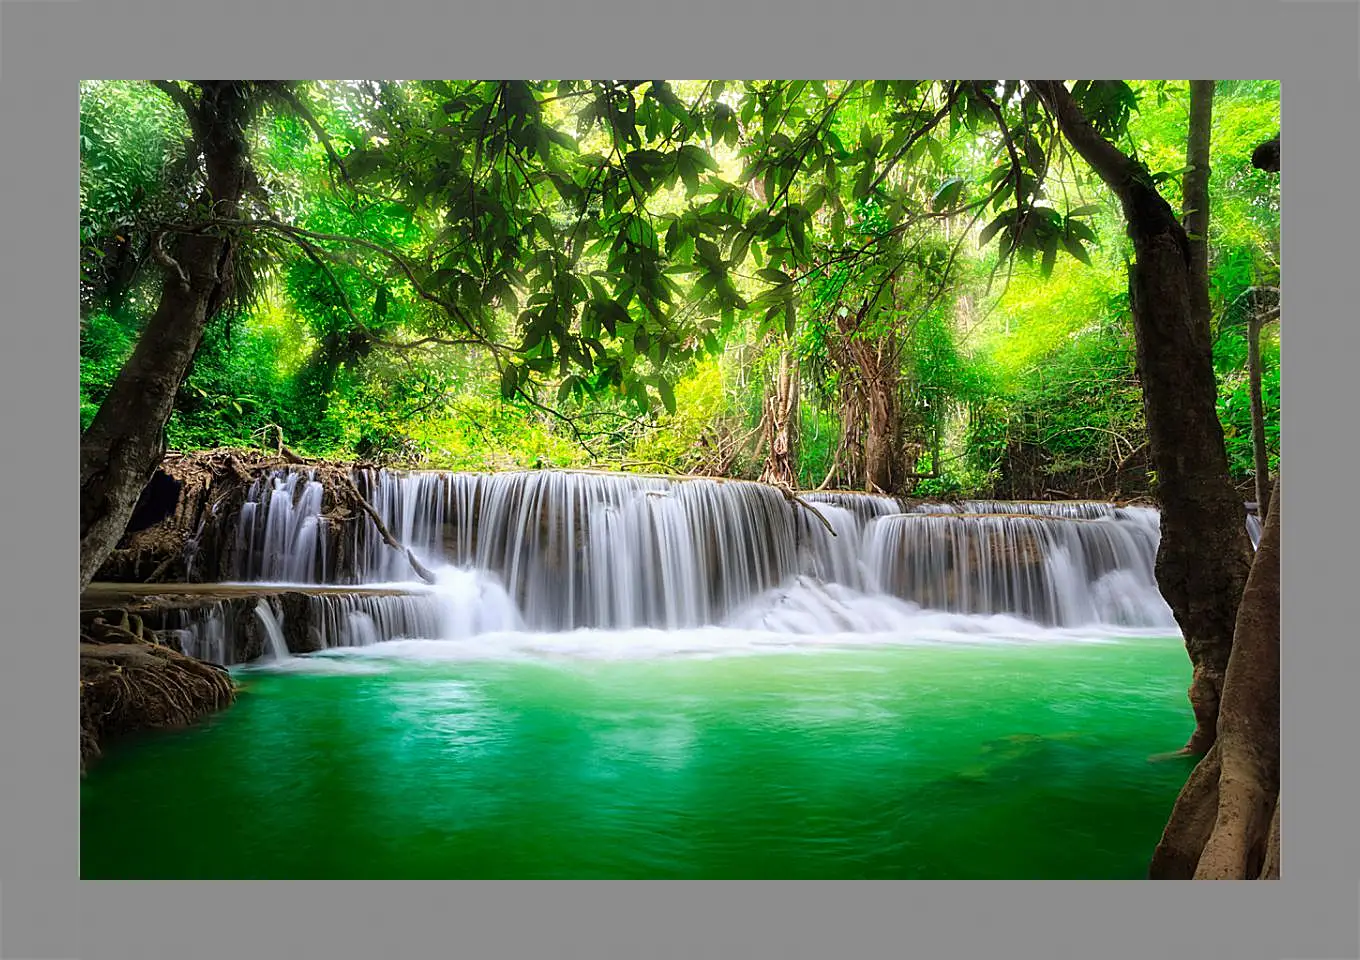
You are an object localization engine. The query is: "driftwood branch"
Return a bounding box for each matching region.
[339,476,436,585]
[772,484,837,536]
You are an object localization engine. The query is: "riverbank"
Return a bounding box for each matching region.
[79,612,236,774]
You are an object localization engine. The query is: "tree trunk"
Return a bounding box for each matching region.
[759,344,800,488]
[863,373,900,494]
[1032,81,1253,755]
[837,303,903,494]
[1248,314,1272,519]
[79,82,254,592]
[1184,81,1215,334]
[1149,474,1280,878]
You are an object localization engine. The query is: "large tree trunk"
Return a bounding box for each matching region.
[759,344,800,488]
[1149,474,1280,878]
[1032,81,1253,755]
[863,370,900,494]
[835,301,903,494]
[79,82,255,592]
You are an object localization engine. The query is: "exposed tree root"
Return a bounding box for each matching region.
[79,613,236,774]
[1150,475,1280,879]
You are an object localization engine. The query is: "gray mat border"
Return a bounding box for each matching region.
[0,0,1348,956]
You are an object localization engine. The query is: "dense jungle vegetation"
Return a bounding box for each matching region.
[79,80,1279,501]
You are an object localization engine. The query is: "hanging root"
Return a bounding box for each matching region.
[80,616,237,774]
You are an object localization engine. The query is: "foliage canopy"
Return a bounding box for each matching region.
[80,79,1280,496]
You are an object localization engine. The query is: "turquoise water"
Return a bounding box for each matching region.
[80,634,1195,879]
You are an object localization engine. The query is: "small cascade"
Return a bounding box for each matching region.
[957,500,1126,520]
[862,511,1175,628]
[350,470,815,630]
[306,594,443,650]
[175,602,230,664]
[253,600,291,661]
[801,491,905,525]
[234,470,328,583]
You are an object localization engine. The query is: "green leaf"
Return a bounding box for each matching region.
[854,164,873,199]
[979,211,1012,247]
[695,236,723,268]
[500,364,519,399]
[932,177,965,211]
[1061,235,1092,265]
[757,267,793,285]
[788,214,807,253]
[1066,219,1098,244]
[656,379,676,414]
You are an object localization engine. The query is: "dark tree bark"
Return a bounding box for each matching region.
[1251,135,1280,173]
[80,82,257,592]
[1247,146,1281,521]
[1150,474,1280,879]
[862,360,902,493]
[1032,81,1254,755]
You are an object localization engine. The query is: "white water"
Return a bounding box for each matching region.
[198,468,1266,667]
[253,600,291,661]
[235,471,327,583]
[1247,512,1263,549]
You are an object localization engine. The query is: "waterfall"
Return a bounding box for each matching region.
[175,602,228,663]
[160,466,1272,665]
[253,600,291,661]
[349,470,809,630]
[862,510,1174,628]
[234,470,328,583]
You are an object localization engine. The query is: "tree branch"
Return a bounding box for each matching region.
[273,84,355,190]
[1028,80,1144,204]
[867,82,959,195]
[339,475,436,584]
[149,231,190,290]
[971,82,1027,245]
[161,217,502,351]
[148,81,203,138]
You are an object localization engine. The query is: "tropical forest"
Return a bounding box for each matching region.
[78,79,1281,881]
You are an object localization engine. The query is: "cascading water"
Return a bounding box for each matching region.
[351,470,809,630]
[253,600,291,661]
[1247,512,1263,549]
[194,466,1213,667]
[862,509,1175,628]
[234,470,328,583]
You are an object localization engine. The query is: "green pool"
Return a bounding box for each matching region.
[80,633,1196,879]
